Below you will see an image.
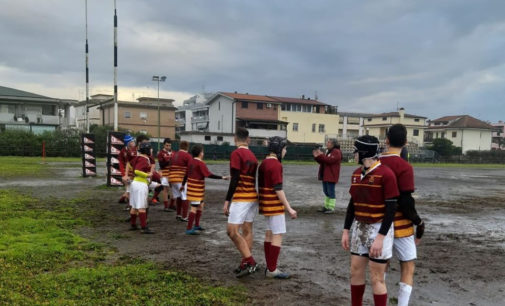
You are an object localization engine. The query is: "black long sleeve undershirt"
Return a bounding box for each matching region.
[225,168,240,202]
[344,198,355,230]
[378,198,397,236]
[398,192,422,225]
[208,174,223,180]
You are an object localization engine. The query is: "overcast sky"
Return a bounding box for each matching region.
[1,0,504,121]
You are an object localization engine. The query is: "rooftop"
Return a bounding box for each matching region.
[429,115,494,130]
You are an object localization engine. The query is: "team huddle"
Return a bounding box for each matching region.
[117,124,424,305]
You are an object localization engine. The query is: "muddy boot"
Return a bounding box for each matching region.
[141,227,154,234]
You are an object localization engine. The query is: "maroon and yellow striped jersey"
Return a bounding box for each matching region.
[186,158,212,202]
[168,150,191,183]
[349,161,399,224]
[380,152,415,238]
[230,147,258,202]
[258,158,284,216]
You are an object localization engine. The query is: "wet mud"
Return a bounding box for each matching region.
[4,163,505,305]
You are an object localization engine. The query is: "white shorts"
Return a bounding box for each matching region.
[161,177,169,187]
[393,235,417,261]
[265,214,286,235]
[350,220,394,261]
[130,180,148,210]
[190,201,203,206]
[228,202,258,225]
[171,183,187,200]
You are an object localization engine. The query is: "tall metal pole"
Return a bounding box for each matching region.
[85,0,90,133]
[113,0,118,131]
[157,80,160,151]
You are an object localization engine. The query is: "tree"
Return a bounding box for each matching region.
[429,138,460,157]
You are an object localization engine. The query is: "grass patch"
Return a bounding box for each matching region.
[0,190,246,305]
[0,157,105,178]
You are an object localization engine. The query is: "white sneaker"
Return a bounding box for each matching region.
[265,268,290,279]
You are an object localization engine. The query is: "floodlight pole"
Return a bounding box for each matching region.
[113,0,118,131]
[152,75,166,151]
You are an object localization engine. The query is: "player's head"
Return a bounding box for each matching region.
[326,138,340,150]
[124,134,134,146]
[136,134,150,144]
[138,142,151,155]
[268,136,287,162]
[191,144,204,158]
[386,124,407,148]
[354,135,380,165]
[235,127,249,144]
[163,138,172,150]
[179,141,189,151]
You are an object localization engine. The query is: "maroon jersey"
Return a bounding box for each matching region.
[186,158,212,202]
[230,147,258,202]
[349,161,399,224]
[380,152,415,238]
[169,150,192,183]
[258,158,284,216]
[157,149,172,169]
[130,155,152,173]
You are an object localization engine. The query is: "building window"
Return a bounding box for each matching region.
[140,112,147,120]
[441,132,446,138]
[319,124,325,133]
[124,111,131,119]
[217,136,223,141]
[293,123,299,132]
[257,103,263,109]
[204,135,211,141]
[315,106,320,113]
[42,105,56,115]
[413,129,419,136]
[7,105,15,114]
[297,104,302,112]
[367,118,372,122]
[241,101,248,108]
[140,130,147,134]
[452,131,457,138]
[218,101,221,111]
[414,118,420,122]
[281,104,285,111]
[382,117,387,121]
[312,123,316,132]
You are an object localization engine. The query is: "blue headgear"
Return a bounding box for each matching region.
[124,134,134,145]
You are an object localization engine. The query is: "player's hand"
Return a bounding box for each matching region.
[179,185,185,192]
[222,176,230,180]
[122,176,128,183]
[370,235,384,258]
[223,201,230,216]
[341,229,350,251]
[415,220,425,242]
[288,207,297,219]
[147,172,153,178]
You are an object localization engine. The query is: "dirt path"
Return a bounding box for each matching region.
[3,163,505,305]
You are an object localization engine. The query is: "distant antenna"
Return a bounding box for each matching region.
[396,101,399,111]
[314,91,318,100]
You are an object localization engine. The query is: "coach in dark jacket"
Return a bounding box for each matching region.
[313,139,342,213]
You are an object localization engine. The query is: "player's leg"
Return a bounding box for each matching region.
[194,202,204,230]
[180,184,189,221]
[186,202,200,234]
[394,235,417,306]
[369,260,388,306]
[227,202,257,276]
[350,255,368,306]
[265,214,289,278]
[325,182,336,212]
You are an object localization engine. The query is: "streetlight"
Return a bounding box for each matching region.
[152,75,166,151]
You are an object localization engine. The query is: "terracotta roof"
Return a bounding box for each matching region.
[267,95,328,106]
[369,112,427,119]
[429,115,493,130]
[220,92,279,103]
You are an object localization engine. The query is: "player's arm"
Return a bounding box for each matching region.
[398,191,424,239]
[123,162,131,182]
[341,198,354,251]
[370,197,397,257]
[225,168,240,201]
[274,184,297,219]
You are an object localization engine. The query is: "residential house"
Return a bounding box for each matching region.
[425,115,493,153]
[0,85,75,134]
[363,108,427,146]
[205,92,287,145]
[491,121,505,150]
[338,112,374,140]
[175,93,213,133]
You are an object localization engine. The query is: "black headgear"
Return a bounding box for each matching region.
[268,136,287,162]
[138,142,151,155]
[354,135,379,164]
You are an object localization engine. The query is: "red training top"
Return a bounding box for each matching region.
[169,150,191,183]
[186,158,213,202]
[380,152,415,238]
[130,155,152,173]
[349,161,399,224]
[258,157,284,216]
[230,147,258,202]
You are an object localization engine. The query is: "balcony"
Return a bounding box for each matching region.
[248,128,287,138]
[191,115,209,123]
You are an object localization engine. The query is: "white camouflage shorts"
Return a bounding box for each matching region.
[350,220,394,261]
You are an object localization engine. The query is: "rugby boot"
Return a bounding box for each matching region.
[265,268,290,279]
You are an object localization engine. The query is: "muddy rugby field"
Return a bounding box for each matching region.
[2,161,504,305]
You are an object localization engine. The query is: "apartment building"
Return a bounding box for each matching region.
[491,121,505,150]
[363,108,427,146]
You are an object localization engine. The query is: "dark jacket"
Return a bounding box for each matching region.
[315,147,342,183]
